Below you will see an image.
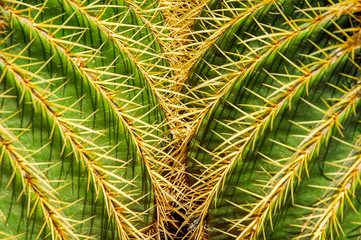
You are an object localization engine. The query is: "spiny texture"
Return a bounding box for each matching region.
[1,0,361,240]
[186,0,361,239]
[0,0,170,239]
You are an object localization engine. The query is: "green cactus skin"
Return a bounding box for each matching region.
[186,0,361,239]
[0,0,169,239]
[2,0,361,239]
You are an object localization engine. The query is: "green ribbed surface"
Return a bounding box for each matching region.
[186,0,323,107]
[0,0,167,239]
[2,0,361,239]
[187,1,361,239]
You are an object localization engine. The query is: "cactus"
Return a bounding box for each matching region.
[1,0,361,239]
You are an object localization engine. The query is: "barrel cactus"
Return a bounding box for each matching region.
[1,0,361,239]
